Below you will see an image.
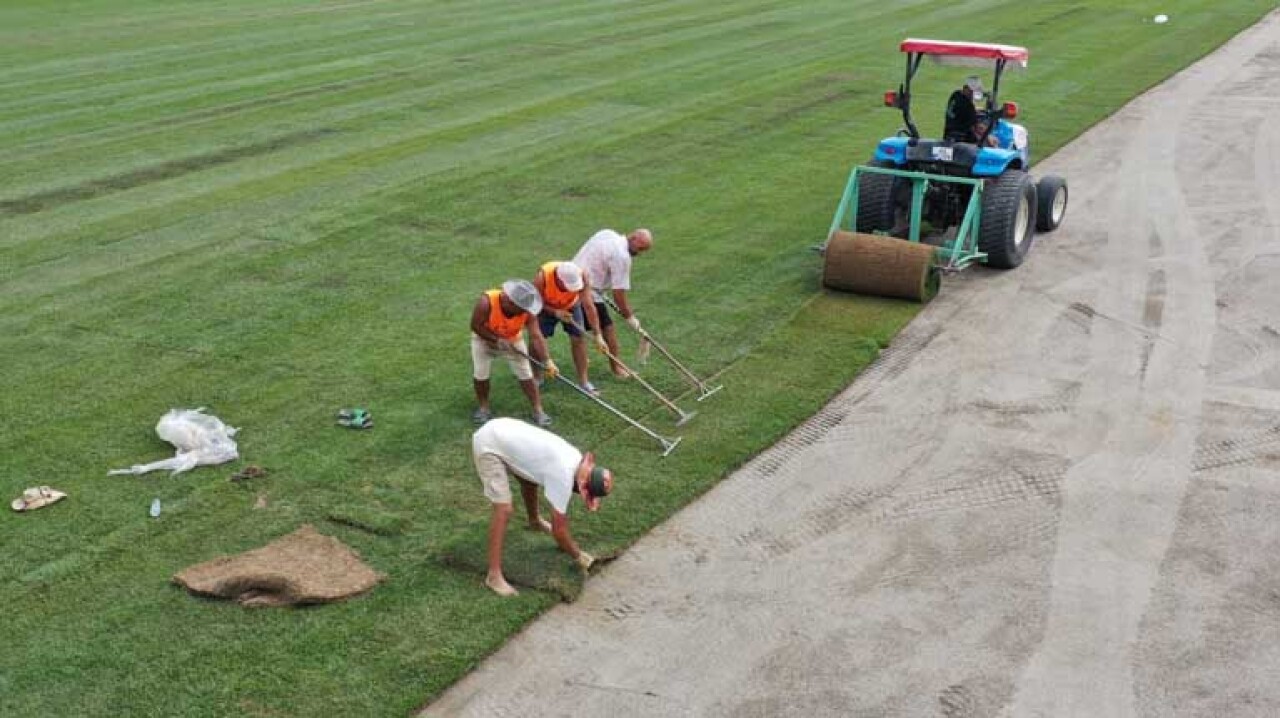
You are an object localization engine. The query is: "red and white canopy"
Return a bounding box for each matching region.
[900,38,1029,68]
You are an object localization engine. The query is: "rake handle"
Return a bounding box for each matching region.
[600,296,707,392]
[566,317,687,420]
[513,346,678,452]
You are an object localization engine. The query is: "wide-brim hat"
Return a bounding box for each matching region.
[501,279,543,315]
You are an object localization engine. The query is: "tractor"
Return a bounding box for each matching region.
[822,39,1068,301]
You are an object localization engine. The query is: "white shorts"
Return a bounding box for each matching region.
[474,451,513,505]
[471,334,533,381]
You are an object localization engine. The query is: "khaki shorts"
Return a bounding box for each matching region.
[471,334,533,382]
[474,451,513,505]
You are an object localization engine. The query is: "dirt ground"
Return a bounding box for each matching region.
[424,11,1280,717]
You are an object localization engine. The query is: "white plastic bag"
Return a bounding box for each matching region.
[109,408,239,476]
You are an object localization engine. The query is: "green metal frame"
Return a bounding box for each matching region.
[827,165,988,270]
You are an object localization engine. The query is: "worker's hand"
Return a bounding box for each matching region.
[492,339,512,353]
[544,359,560,380]
[576,551,595,572]
[625,315,642,333]
[554,310,572,322]
[593,333,610,356]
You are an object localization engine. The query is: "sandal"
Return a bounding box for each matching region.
[11,486,68,512]
[472,407,493,425]
[337,408,373,430]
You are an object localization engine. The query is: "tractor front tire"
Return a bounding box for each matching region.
[979,170,1037,269]
[855,160,901,234]
[1035,175,1068,232]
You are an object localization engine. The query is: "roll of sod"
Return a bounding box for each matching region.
[822,231,940,302]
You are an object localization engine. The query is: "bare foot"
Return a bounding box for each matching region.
[528,517,552,534]
[485,574,518,597]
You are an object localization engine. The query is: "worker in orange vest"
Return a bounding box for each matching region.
[469,280,556,427]
[531,261,609,395]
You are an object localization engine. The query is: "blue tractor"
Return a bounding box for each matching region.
[823,39,1068,300]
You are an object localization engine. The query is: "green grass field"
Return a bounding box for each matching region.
[2,1,1273,715]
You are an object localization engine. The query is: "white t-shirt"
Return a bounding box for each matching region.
[573,229,632,302]
[472,417,581,514]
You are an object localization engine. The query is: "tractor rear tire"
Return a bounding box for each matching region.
[855,160,901,234]
[1036,175,1068,232]
[979,170,1037,269]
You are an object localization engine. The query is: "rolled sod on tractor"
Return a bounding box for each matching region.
[823,230,940,302]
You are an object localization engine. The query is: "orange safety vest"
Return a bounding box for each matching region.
[539,261,580,312]
[484,290,529,340]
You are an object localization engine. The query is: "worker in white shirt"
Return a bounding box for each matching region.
[572,228,653,377]
[471,417,615,596]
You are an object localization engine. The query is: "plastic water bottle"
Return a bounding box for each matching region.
[150,498,161,518]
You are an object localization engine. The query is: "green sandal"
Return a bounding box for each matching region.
[337,408,373,430]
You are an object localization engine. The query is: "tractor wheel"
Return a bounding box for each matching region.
[978,170,1037,269]
[1035,175,1068,232]
[855,160,901,234]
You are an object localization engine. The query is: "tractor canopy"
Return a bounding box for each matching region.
[886,38,1029,145]
[899,39,1029,68]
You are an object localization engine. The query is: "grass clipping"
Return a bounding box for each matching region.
[174,524,384,607]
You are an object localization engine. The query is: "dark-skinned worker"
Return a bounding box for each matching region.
[470,279,555,427]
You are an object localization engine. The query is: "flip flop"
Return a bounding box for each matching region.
[337,408,373,430]
[11,486,68,512]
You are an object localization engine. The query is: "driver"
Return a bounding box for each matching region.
[944,76,983,143]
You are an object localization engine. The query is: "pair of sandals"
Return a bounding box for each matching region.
[11,486,67,512]
[337,408,373,430]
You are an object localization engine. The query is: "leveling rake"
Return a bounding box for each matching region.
[515,348,682,457]
[565,317,696,427]
[603,297,723,402]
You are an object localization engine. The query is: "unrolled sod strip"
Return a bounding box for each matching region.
[822,230,940,302]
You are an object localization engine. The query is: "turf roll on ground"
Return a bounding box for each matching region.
[822,230,940,302]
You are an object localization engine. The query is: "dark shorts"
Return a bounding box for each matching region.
[538,304,585,338]
[593,301,614,329]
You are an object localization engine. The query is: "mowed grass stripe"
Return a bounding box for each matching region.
[0,0,735,131]
[0,0,800,184]
[0,0,436,79]
[0,0,587,133]
[1,1,894,267]
[0,0,925,234]
[0,7,427,106]
[0,0,803,174]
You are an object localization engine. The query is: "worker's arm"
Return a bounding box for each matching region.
[525,318,550,365]
[580,279,607,352]
[470,295,502,346]
[612,288,641,332]
[549,510,587,564]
